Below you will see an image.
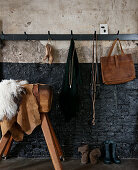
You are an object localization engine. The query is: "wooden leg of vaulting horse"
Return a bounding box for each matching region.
[41,112,63,170]
[0,132,11,160]
[2,135,13,159]
[46,114,64,160]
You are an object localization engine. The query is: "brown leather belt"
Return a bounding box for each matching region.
[91,33,100,125]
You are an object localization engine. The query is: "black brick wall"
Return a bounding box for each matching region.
[0,63,138,158]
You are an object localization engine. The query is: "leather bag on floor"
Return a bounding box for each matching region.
[100,39,136,85]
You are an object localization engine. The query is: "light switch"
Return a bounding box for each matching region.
[100,24,108,34]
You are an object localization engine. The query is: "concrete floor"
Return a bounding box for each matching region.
[0,158,138,170]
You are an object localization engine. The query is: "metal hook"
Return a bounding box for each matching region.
[24,32,28,41]
[48,31,51,40]
[1,31,5,40]
[94,31,96,40]
[117,30,119,40]
[71,30,73,39]
[47,31,52,44]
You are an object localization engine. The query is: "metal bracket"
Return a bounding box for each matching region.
[0,33,137,41]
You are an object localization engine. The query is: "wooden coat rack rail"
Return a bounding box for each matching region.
[0,33,138,41]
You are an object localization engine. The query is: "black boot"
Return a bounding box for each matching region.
[103,141,111,164]
[110,142,121,164]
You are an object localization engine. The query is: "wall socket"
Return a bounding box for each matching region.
[100,24,108,34]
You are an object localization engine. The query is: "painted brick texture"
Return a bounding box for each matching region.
[0,63,137,158]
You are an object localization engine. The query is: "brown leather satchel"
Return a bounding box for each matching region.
[100,39,136,85]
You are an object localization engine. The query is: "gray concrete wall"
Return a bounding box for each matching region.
[0,0,138,34]
[0,0,137,63]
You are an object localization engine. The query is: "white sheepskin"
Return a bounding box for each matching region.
[0,79,28,121]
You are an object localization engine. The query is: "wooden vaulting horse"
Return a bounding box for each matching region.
[0,84,63,170]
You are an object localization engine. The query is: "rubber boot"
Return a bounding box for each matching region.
[111,143,121,164]
[103,141,111,164]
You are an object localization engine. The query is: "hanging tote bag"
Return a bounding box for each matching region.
[100,39,136,85]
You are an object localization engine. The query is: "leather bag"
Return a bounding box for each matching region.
[100,39,136,85]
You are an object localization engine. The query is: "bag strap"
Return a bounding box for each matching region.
[32,84,40,103]
[107,39,125,57]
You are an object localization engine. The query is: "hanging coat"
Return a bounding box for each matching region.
[60,38,81,122]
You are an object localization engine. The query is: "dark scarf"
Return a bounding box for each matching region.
[60,38,81,122]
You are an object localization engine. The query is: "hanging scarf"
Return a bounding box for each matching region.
[60,38,81,122]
